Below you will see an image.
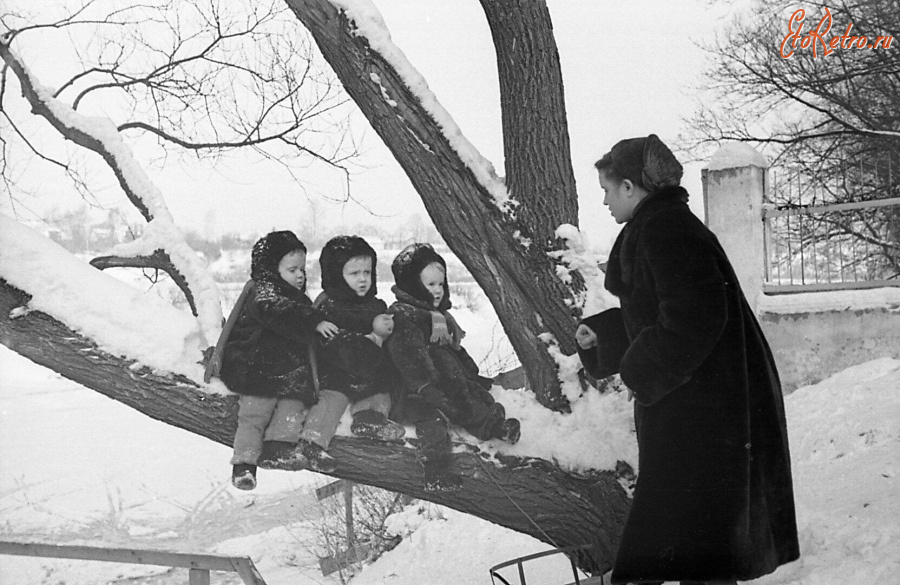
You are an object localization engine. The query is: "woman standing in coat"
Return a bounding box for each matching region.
[576,135,799,585]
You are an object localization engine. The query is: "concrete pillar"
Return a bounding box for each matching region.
[702,143,769,314]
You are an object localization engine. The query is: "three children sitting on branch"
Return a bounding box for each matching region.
[209,231,520,493]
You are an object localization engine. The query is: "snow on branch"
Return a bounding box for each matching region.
[551,224,618,317]
[327,0,513,211]
[0,215,207,379]
[0,38,223,345]
[537,331,587,403]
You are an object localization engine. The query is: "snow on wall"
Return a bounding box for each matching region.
[758,287,900,314]
[705,142,769,171]
[759,288,900,392]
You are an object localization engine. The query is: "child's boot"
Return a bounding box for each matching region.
[493,417,521,444]
[422,460,463,493]
[231,464,257,491]
[296,439,338,473]
[470,402,506,441]
[351,409,406,442]
[259,440,308,470]
[475,374,494,390]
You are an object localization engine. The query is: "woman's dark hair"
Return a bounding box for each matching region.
[594,151,633,186]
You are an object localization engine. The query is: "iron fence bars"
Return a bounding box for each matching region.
[764,161,900,293]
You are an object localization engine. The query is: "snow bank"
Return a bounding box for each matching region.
[750,358,900,585]
[0,215,205,378]
[356,503,581,585]
[2,341,899,585]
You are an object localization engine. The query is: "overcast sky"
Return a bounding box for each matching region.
[2,0,740,247]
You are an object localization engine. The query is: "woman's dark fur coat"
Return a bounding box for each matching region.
[581,187,799,584]
[220,231,322,406]
[316,236,392,401]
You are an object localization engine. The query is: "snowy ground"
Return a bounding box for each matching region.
[2,344,898,585]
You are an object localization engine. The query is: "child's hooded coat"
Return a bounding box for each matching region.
[219,231,321,406]
[386,243,484,398]
[316,236,392,400]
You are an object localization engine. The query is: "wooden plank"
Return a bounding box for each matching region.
[318,544,370,576]
[0,541,239,571]
[316,479,348,500]
[189,568,211,585]
[562,577,606,585]
[231,558,269,585]
[345,482,354,546]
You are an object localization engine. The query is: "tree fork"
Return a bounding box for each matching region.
[0,278,629,574]
[284,0,581,408]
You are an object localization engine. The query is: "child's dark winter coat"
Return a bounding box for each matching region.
[316,236,392,400]
[386,244,501,437]
[220,231,321,407]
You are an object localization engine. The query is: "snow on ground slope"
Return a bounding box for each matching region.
[2,344,899,584]
[748,358,900,585]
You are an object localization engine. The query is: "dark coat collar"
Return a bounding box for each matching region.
[392,286,443,312]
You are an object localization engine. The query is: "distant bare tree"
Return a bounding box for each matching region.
[686,0,900,283]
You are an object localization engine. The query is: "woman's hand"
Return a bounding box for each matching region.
[316,320,339,340]
[575,323,598,349]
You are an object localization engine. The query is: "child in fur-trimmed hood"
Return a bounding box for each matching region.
[386,243,520,492]
[219,230,339,490]
[292,235,406,470]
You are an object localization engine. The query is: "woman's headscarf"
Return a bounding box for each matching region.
[602,133,683,192]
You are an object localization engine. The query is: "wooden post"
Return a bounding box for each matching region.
[316,479,368,576]
[189,568,211,585]
[344,481,355,547]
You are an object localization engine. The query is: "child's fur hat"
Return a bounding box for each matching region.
[319,235,378,300]
[391,243,451,311]
[251,230,307,287]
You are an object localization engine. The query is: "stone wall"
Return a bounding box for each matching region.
[759,305,900,392]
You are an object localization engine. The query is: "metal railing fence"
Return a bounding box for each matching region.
[763,161,900,293]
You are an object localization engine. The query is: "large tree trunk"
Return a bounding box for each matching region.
[480,0,586,317]
[0,279,629,575]
[284,0,582,409]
